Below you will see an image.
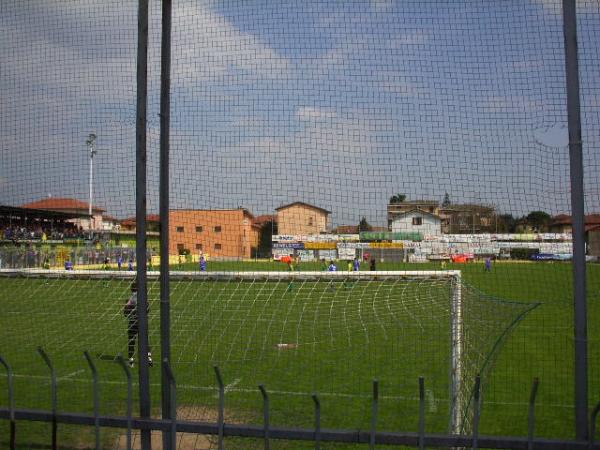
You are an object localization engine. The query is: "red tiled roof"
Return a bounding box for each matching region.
[22,197,105,213]
[335,225,359,234]
[275,201,331,214]
[253,215,276,226]
[552,214,600,226]
[121,214,160,226]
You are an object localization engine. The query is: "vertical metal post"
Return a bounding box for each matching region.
[136,0,151,448]
[83,351,100,450]
[159,0,173,448]
[214,366,225,450]
[312,394,321,450]
[562,0,588,441]
[418,377,425,450]
[163,360,177,450]
[472,376,481,450]
[527,378,540,450]
[259,385,270,450]
[117,355,133,450]
[37,347,57,450]
[0,355,15,450]
[370,379,379,450]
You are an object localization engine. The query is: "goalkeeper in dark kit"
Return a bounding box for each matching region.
[123,281,153,368]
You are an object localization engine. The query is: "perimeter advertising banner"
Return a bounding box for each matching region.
[360,231,422,241]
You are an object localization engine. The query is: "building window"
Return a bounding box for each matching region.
[196,226,203,233]
[176,226,184,232]
[214,243,222,250]
[308,216,314,226]
[177,243,184,252]
[412,217,423,226]
[195,243,203,250]
[214,226,222,233]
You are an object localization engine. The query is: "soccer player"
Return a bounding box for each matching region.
[485,257,492,272]
[353,257,360,271]
[320,258,327,271]
[369,258,376,271]
[328,261,337,271]
[117,255,123,271]
[64,260,73,271]
[123,281,152,368]
[128,258,134,271]
[199,255,207,271]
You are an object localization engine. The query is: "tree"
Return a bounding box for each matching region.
[525,211,551,232]
[442,192,451,207]
[496,214,517,233]
[358,216,372,232]
[389,193,406,204]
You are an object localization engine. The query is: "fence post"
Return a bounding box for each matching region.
[371,379,379,449]
[312,394,321,450]
[83,351,100,450]
[259,384,270,450]
[0,355,16,450]
[472,376,481,450]
[562,0,588,440]
[214,366,225,450]
[527,378,540,450]
[37,347,57,450]
[418,377,425,450]
[116,354,133,450]
[163,360,177,450]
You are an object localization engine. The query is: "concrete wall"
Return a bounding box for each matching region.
[169,209,258,258]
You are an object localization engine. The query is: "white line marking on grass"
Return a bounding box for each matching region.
[63,369,86,379]
[426,389,438,413]
[224,378,241,393]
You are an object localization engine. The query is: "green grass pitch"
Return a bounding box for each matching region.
[0,260,599,449]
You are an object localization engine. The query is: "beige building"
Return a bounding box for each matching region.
[276,202,330,235]
[169,209,259,259]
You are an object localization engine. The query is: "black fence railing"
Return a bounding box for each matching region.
[2,350,600,450]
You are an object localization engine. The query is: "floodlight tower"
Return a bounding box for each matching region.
[86,133,97,229]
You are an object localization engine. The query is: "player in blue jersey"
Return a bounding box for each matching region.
[199,255,207,271]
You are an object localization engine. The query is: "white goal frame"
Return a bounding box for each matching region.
[0,268,464,432]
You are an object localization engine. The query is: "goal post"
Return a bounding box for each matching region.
[0,268,535,436]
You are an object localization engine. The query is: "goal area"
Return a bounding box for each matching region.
[0,269,537,436]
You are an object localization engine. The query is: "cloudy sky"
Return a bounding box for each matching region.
[1,0,599,226]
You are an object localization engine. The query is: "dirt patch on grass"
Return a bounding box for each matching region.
[114,405,247,450]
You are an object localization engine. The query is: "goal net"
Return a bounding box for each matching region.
[0,269,537,437]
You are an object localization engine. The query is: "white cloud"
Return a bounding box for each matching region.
[371,0,394,14]
[534,124,569,148]
[297,106,337,121]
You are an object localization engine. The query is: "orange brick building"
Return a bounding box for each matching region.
[169,209,260,259]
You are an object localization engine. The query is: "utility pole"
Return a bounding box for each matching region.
[86,133,97,230]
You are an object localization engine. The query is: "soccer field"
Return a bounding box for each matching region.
[0,261,599,449]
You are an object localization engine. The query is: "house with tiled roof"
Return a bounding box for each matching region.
[275,202,331,235]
